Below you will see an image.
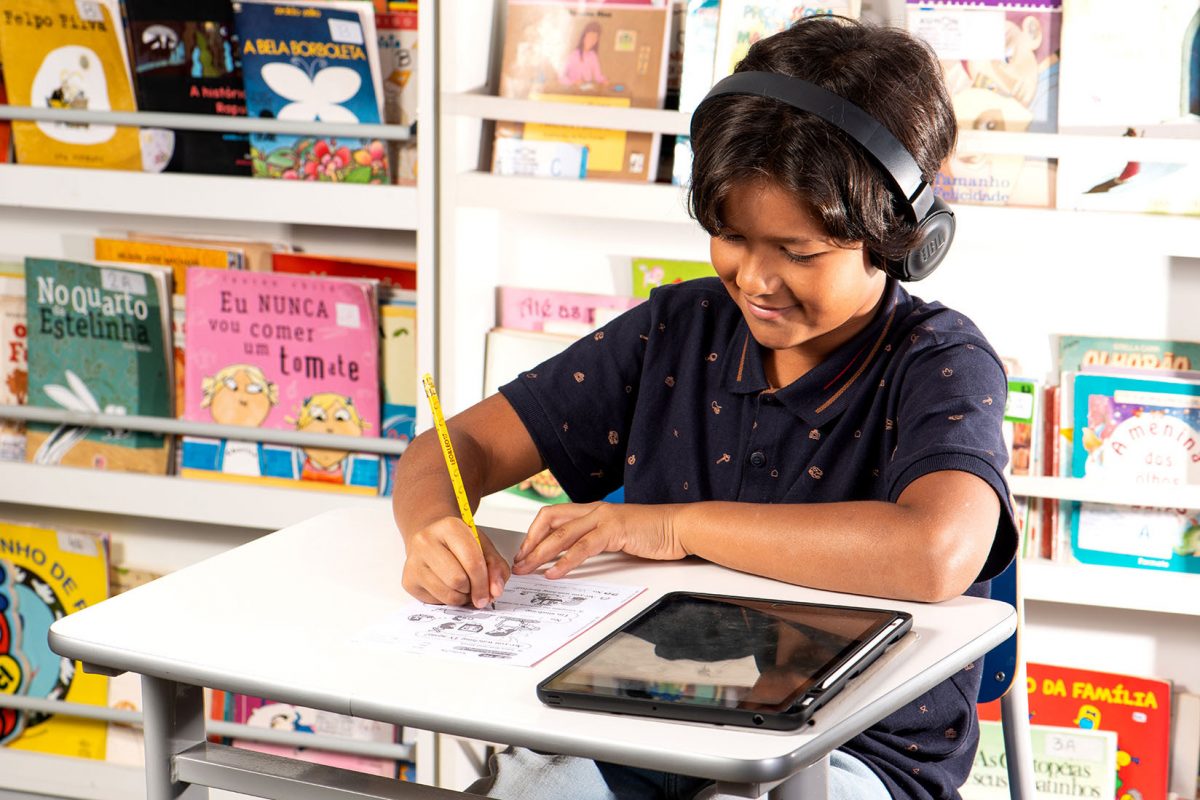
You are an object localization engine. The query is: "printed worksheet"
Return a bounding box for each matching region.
[354,575,645,667]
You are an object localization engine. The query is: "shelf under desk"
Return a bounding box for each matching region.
[49,504,1015,799]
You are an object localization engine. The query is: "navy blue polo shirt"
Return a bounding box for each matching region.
[500,276,1018,800]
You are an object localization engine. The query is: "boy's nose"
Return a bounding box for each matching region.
[735,250,781,296]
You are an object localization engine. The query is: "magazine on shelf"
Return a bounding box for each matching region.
[494,0,673,183]
[122,0,251,175]
[0,0,142,170]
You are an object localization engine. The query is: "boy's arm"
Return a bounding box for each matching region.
[512,469,999,603]
[393,393,545,608]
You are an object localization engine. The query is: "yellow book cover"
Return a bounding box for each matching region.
[0,521,110,759]
[94,238,245,294]
[0,0,141,170]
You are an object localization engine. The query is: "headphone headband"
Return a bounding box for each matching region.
[691,71,936,221]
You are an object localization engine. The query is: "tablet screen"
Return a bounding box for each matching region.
[539,592,910,724]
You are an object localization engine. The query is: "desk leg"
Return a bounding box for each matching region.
[142,676,209,800]
[768,755,829,800]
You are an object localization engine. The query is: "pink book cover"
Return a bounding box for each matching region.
[179,268,382,495]
[497,286,643,333]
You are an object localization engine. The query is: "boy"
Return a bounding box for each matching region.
[393,16,1017,800]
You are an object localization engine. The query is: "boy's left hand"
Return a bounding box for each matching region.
[512,502,688,578]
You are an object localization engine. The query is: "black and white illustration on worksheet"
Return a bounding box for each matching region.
[353,574,644,666]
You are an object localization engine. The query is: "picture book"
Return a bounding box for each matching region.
[0,275,27,462]
[0,520,110,759]
[94,236,245,294]
[631,256,714,298]
[233,0,389,183]
[962,720,1116,800]
[180,268,382,494]
[1003,376,1042,557]
[0,63,11,163]
[907,0,1061,208]
[712,1,862,82]
[980,662,1172,800]
[377,5,418,185]
[272,251,416,291]
[122,0,251,175]
[495,0,673,182]
[670,0,720,185]
[1056,0,1200,214]
[1069,372,1200,573]
[378,288,415,497]
[24,258,173,474]
[497,286,642,335]
[0,0,142,170]
[125,231,287,272]
[1057,334,1200,374]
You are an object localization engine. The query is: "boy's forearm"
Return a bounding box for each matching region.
[391,428,485,541]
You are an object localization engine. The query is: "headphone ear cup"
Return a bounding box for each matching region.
[896,197,955,281]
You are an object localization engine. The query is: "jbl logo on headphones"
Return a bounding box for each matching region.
[918,231,947,264]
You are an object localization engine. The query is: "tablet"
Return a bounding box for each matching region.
[537,591,912,730]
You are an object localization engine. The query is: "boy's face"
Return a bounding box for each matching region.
[710,179,886,385]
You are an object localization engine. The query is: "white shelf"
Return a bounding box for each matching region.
[1022,558,1199,616]
[1009,474,1200,509]
[0,749,144,800]
[0,164,419,231]
[0,461,386,531]
[456,171,691,221]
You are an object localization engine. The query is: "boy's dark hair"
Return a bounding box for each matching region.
[688,17,956,265]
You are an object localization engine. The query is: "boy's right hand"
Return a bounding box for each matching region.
[401,517,511,609]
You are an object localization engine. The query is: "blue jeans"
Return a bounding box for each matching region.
[466,746,892,800]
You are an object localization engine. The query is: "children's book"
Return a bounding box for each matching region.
[0,0,141,170]
[272,251,416,291]
[180,268,382,494]
[1069,372,1200,573]
[630,256,714,298]
[962,719,1116,800]
[0,521,110,759]
[711,1,862,81]
[122,0,251,175]
[24,258,173,474]
[93,236,245,294]
[1057,334,1200,374]
[494,0,673,183]
[377,5,418,185]
[0,275,27,462]
[1003,376,1043,558]
[234,0,389,183]
[378,287,415,497]
[980,662,1172,800]
[125,231,287,272]
[497,286,643,335]
[670,0,720,186]
[907,0,1061,208]
[1056,0,1200,215]
[0,62,11,163]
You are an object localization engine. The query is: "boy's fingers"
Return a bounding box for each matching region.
[515,515,595,574]
[544,532,610,579]
[445,532,493,608]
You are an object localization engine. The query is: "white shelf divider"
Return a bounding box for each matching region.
[456,171,692,221]
[1021,558,1199,616]
[0,749,145,800]
[0,164,419,231]
[1009,474,1200,509]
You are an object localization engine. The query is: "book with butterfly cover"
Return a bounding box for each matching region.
[0,0,141,170]
[233,0,389,183]
[23,258,173,474]
[122,0,251,175]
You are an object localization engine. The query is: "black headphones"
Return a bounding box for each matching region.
[690,71,955,282]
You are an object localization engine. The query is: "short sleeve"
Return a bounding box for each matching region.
[885,339,1018,582]
[498,301,652,502]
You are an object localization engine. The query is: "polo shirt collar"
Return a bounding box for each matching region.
[723,279,911,424]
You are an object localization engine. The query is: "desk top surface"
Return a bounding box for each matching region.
[50,505,1015,784]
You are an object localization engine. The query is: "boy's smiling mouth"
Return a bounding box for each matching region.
[745,299,794,320]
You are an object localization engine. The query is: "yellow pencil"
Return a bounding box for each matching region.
[421,373,482,550]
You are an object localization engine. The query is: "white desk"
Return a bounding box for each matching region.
[49,505,1016,800]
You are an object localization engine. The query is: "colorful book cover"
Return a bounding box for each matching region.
[712,1,862,81]
[377,5,418,185]
[234,0,389,183]
[272,251,416,291]
[1056,0,1200,214]
[122,0,251,175]
[495,0,673,183]
[0,521,110,759]
[1004,376,1042,557]
[497,286,643,333]
[631,256,714,298]
[1070,372,1200,573]
[980,663,1172,800]
[0,275,27,462]
[670,0,721,185]
[378,289,415,497]
[962,720,1116,800]
[23,258,173,474]
[0,63,11,163]
[180,268,382,494]
[1057,334,1200,374]
[0,0,142,171]
[126,231,283,272]
[94,237,245,294]
[907,0,1061,208]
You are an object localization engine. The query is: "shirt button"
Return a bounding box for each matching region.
[749,450,766,467]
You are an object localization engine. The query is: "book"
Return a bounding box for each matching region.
[631,256,714,298]
[378,288,416,497]
[981,663,1173,800]
[121,0,251,175]
[670,0,721,185]
[962,719,1116,800]
[907,0,1061,208]
[496,286,642,335]
[93,236,245,294]
[0,520,110,759]
[125,231,287,272]
[1055,0,1200,215]
[711,1,862,82]
[494,0,673,183]
[1069,372,1200,574]
[0,62,11,163]
[23,258,174,474]
[1003,376,1043,558]
[179,268,382,494]
[234,0,389,183]
[1057,334,1200,374]
[0,0,142,170]
[0,275,27,462]
[272,251,416,291]
[377,5,418,185]
[1170,691,1200,800]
